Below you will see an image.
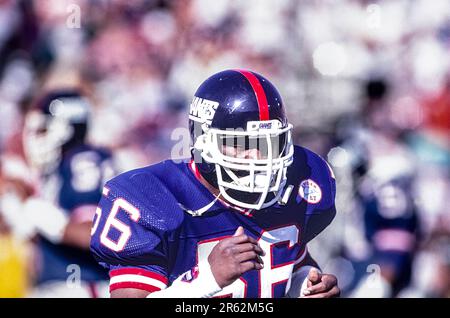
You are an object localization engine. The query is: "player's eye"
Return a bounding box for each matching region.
[218,133,287,159]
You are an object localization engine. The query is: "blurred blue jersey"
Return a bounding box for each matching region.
[90,145,336,298]
[361,177,420,294]
[37,144,113,284]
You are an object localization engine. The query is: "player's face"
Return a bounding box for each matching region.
[221,145,263,160]
[218,134,287,160]
[200,122,294,210]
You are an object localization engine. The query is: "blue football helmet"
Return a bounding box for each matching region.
[189,69,294,210]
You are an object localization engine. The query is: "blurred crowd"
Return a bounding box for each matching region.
[0,0,449,297]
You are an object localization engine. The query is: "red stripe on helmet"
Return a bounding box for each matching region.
[235,70,270,121]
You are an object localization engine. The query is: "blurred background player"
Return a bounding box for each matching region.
[330,78,421,297]
[349,155,420,297]
[0,89,115,297]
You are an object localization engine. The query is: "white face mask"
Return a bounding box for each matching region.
[237,173,273,188]
[23,111,73,173]
[195,120,294,210]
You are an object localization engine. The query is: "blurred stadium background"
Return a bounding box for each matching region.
[0,0,449,297]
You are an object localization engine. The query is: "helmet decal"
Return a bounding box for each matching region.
[188,96,219,126]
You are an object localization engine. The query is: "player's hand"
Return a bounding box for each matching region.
[302,268,340,298]
[208,226,265,288]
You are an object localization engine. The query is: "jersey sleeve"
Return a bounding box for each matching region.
[90,171,184,294]
[303,154,337,244]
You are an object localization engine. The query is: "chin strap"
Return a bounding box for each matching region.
[178,194,221,217]
[182,159,221,217]
[185,159,254,216]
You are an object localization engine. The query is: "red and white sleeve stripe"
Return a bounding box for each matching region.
[109,268,168,293]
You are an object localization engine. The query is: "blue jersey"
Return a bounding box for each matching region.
[360,177,419,293]
[37,144,114,284]
[90,145,336,298]
[362,177,419,246]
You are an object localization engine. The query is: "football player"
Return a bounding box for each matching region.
[351,155,420,298]
[1,89,115,297]
[90,70,340,298]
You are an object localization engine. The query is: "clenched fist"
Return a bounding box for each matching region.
[302,268,340,298]
[208,226,265,288]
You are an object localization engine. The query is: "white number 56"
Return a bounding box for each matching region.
[94,196,140,252]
